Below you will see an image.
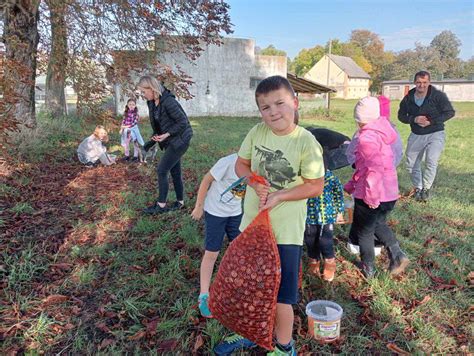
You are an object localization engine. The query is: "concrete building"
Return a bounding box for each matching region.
[304,54,370,99]
[114,37,287,117]
[382,79,474,101]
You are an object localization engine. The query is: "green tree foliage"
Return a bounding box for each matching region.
[430,30,461,60]
[258,44,286,56]
[289,45,325,76]
[384,43,445,80]
[384,31,466,81]
[462,57,474,78]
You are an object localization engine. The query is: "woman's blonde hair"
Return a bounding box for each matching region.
[137,75,165,100]
[93,125,109,142]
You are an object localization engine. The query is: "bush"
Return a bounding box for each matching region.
[6,112,83,163]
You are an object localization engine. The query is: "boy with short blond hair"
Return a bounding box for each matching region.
[214,76,324,356]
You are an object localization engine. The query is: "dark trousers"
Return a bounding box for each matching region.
[157,143,189,203]
[304,224,335,260]
[349,199,398,264]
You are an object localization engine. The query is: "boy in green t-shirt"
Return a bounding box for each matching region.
[214,76,324,356]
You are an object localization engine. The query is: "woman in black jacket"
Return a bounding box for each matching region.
[137,75,193,214]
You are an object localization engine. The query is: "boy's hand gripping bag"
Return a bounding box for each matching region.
[209,209,281,350]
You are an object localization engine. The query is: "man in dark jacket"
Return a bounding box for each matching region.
[398,71,455,201]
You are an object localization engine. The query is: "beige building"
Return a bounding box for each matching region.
[304,54,370,99]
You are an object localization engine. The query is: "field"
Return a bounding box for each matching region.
[1,99,473,355]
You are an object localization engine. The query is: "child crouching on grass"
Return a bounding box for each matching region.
[213,75,324,356]
[191,153,244,318]
[77,125,116,167]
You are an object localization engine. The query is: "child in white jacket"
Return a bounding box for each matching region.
[77,126,116,167]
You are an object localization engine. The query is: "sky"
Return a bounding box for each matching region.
[225,0,474,60]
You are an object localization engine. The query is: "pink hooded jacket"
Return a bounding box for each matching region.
[344,117,400,207]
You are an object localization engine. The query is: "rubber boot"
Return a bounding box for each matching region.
[359,261,376,278]
[387,243,410,276]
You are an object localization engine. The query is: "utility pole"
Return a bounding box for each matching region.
[326,39,332,112]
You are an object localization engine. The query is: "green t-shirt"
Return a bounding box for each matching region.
[238,123,324,245]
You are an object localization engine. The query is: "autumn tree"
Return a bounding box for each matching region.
[1,0,41,148]
[1,1,232,141]
[350,29,386,91]
[43,0,68,117]
[37,1,232,118]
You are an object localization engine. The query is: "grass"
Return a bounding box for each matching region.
[1,99,473,354]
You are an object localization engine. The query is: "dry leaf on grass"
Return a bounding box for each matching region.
[192,333,204,354]
[387,342,410,355]
[41,294,69,306]
[128,330,146,341]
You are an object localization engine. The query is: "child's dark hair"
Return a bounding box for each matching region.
[255,75,299,123]
[255,75,296,104]
[124,99,137,115]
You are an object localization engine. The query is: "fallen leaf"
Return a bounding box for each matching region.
[42,294,69,306]
[99,338,115,349]
[192,333,204,354]
[417,295,431,306]
[156,339,179,352]
[128,330,146,341]
[146,317,160,336]
[387,342,410,355]
[468,271,474,285]
[95,322,112,334]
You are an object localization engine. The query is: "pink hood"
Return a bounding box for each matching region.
[344,117,399,207]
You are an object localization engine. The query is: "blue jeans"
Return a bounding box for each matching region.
[157,143,189,203]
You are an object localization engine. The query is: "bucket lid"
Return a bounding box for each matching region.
[306,300,343,321]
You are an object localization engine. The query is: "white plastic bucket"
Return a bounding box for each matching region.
[306,300,343,343]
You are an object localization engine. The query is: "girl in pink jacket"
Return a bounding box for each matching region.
[344,96,409,278]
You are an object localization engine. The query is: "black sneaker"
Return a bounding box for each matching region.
[421,188,430,202]
[169,201,185,211]
[131,157,139,162]
[143,202,169,214]
[414,188,423,201]
[121,156,130,162]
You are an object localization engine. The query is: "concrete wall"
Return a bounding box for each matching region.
[304,55,369,99]
[115,38,287,117]
[382,82,474,102]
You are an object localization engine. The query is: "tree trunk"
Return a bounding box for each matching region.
[3,0,40,129]
[45,0,67,117]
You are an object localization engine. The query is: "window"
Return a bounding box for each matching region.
[250,77,263,89]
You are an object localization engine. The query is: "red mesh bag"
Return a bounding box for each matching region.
[209,209,281,350]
